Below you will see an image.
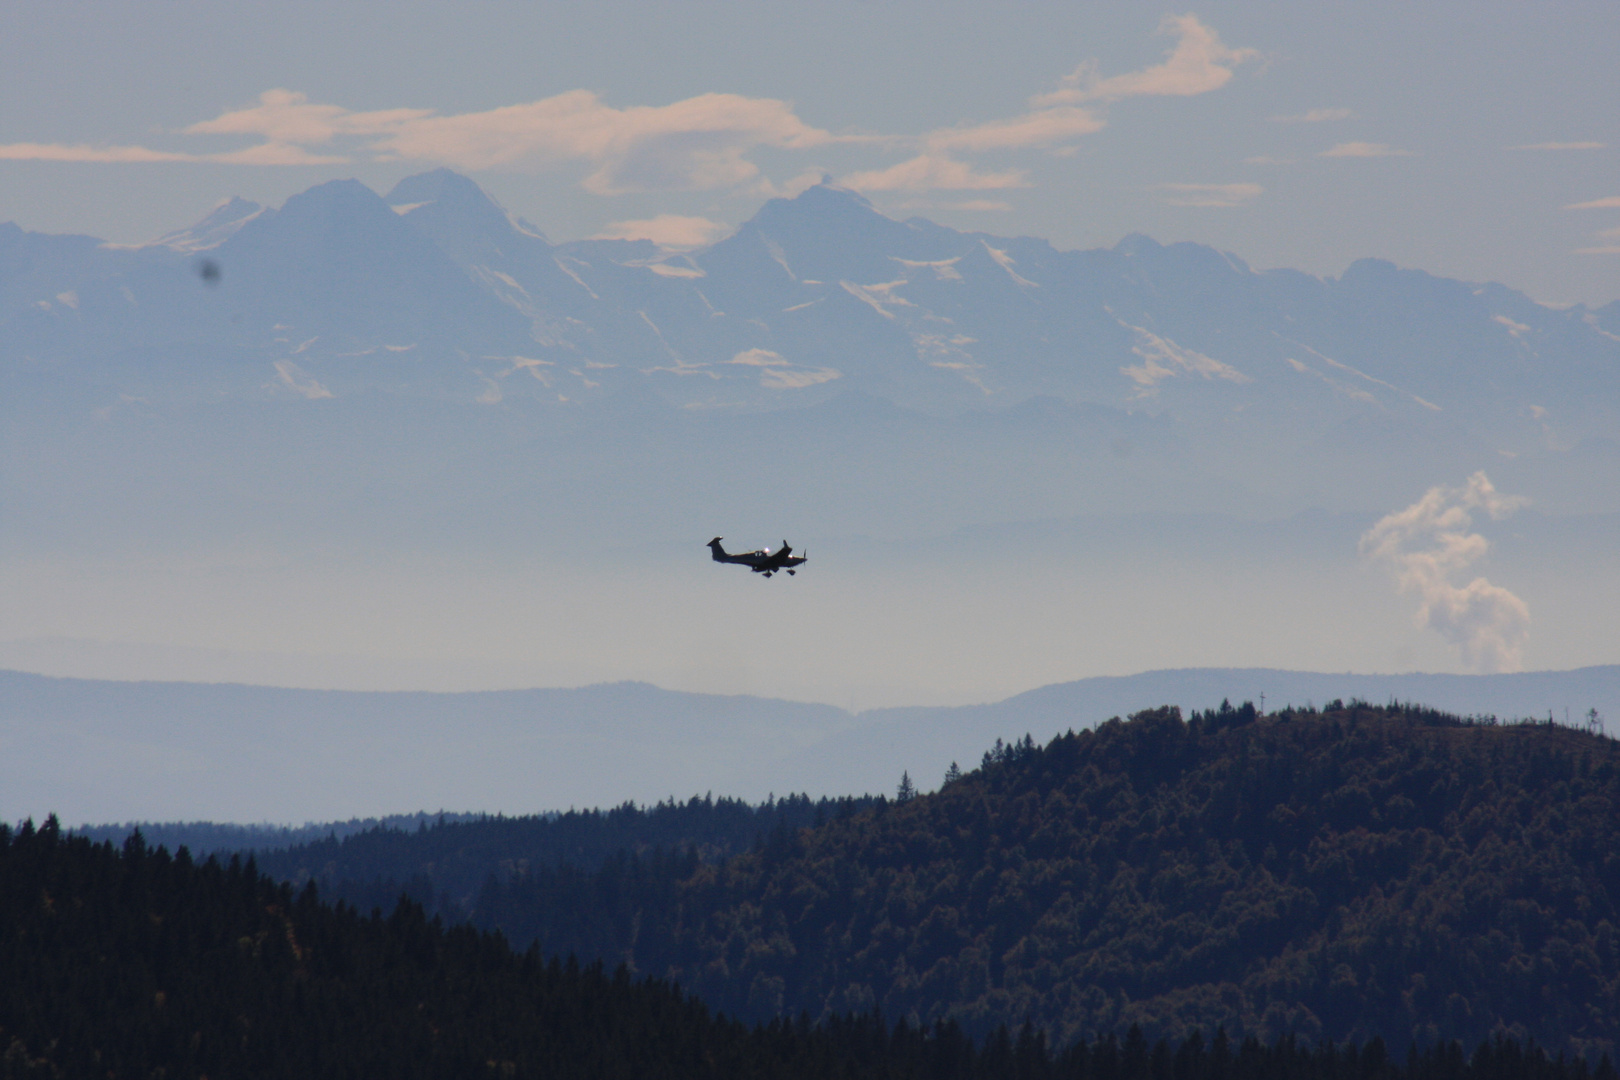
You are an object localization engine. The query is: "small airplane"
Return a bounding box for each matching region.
[707,537,807,578]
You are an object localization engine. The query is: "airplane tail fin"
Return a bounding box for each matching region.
[708,537,728,561]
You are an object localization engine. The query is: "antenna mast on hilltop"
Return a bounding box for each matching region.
[1259,693,1266,716]
[1589,708,1605,737]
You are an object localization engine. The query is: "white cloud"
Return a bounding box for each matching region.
[925,107,1104,152]
[593,215,729,249]
[273,360,334,400]
[184,89,430,144]
[1510,141,1603,150]
[0,142,197,163]
[1153,182,1263,207]
[372,90,832,193]
[1270,108,1352,124]
[1033,14,1259,106]
[208,143,349,166]
[1566,195,1620,209]
[841,154,1028,193]
[845,13,1256,194]
[1321,142,1415,158]
[2,17,1258,200]
[3,87,834,193]
[1359,472,1530,673]
[1577,227,1620,253]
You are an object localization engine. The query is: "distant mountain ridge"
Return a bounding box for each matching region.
[6,169,1617,426]
[5,665,1615,826]
[5,168,1618,556]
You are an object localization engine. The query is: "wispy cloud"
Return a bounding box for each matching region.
[1577,225,1620,254]
[0,88,833,196]
[925,107,1104,153]
[1032,15,1260,106]
[841,15,1255,196]
[841,155,1028,193]
[1321,141,1415,158]
[592,215,729,249]
[272,360,334,400]
[1510,141,1603,151]
[1566,195,1620,209]
[1153,182,1262,207]
[0,142,199,163]
[1360,472,1530,673]
[0,16,1258,203]
[1270,108,1352,124]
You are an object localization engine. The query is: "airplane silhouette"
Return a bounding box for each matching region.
[707,537,807,577]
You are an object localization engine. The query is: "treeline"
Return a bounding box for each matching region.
[1,815,1615,1080]
[249,792,881,915]
[71,811,487,857]
[457,703,1620,1055]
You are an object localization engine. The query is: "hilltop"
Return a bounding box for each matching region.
[460,703,1620,1056]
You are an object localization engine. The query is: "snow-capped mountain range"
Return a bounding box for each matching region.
[4,169,1618,550]
[8,168,1618,423]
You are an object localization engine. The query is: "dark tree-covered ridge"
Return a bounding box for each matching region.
[469,704,1620,1056]
[248,792,881,915]
[1,810,1617,1080]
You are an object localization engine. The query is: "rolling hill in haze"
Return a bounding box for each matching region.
[6,666,1617,825]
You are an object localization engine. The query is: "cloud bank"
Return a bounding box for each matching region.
[1359,472,1530,673]
[0,17,1257,203]
[593,215,729,249]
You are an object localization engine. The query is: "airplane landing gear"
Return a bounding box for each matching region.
[786,570,795,575]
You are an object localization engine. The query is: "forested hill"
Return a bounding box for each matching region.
[3,813,1616,1080]
[249,793,881,915]
[466,703,1620,1056]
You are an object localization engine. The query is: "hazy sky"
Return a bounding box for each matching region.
[3,0,1618,306]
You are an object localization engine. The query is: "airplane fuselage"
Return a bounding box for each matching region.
[707,537,806,577]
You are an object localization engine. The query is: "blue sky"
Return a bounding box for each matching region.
[3,0,1618,305]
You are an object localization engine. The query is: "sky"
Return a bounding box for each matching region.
[2,2,1618,717]
[3,0,1619,307]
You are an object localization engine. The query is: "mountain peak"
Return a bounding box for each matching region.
[151,196,266,253]
[749,180,885,232]
[385,169,550,248]
[386,168,491,211]
[1114,233,1162,257]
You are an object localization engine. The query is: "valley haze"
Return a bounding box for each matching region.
[4,666,1616,824]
